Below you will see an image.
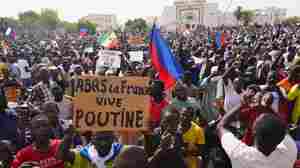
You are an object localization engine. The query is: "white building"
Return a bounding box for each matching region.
[203,3,220,27]
[81,14,118,32]
[159,0,287,29]
[254,7,287,25]
[159,6,177,32]
[174,0,206,25]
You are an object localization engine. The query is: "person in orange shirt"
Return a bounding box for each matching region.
[277,65,300,122]
[277,65,300,94]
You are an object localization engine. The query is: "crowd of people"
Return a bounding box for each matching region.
[0,23,300,168]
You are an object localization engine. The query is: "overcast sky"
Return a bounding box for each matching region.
[0,0,299,23]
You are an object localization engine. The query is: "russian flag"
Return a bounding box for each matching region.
[215,31,226,48]
[215,31,222,48]
[149,24,183,89]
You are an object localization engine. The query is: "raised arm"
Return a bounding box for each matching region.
[217,104,241,138]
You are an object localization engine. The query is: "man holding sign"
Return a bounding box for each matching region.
[58,130,125,168]
[58,75,150,168]
[95,50,122,75]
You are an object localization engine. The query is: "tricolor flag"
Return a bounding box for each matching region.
[79,28,88,36]
[149,24,183,89]
[99,32,119,49]
[215,31,226,48]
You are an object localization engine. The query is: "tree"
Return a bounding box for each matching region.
[240,10,255,26]
[18,10,40,27]
[234,6,243,24]
[40,9,60,30]
[284,16,300,25]
[78,19,97,35]
[61,21,78,33]
[124,18,149,34]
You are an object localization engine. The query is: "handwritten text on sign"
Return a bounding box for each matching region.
[73,76,150,132]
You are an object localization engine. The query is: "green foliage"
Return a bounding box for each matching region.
[284,16,300,25]
[78,19,97,35]
[18,10,40,27]
[40,9,60,30]
[240,10,255,26]
[0,17,19,28]
[124,18,149,34]
[61,21,78,33]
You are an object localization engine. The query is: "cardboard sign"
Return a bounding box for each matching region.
[97,50,121,68]
[73,76,150,132]
[129,51,144,62]
[127,36,145,45]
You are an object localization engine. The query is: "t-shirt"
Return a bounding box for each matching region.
[239,105,275,146]
[221,131,297,168]
[182,122,205,168]
[182,122,205,145]
[56,97,73,120]
[149,98,169,122]
[11,139,64,168]
[17,59,31,79]
[71,151,114,168]
[239,105,258,146]
[70,143,125,168]
[224,79,241,113]
[288,84,300,124]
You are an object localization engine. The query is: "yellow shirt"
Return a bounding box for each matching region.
[70,151,113,168]
[288,84,300,124]
[183,122,205,145]
[182,122,205,168]
[0,63,8,79]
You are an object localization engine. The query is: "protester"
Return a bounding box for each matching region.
[180,107,205,168]
[58,130,125,168]
[288,84,300,124]
[1,17,300,168]
[11,114,64,168]
[16,54,31,88]
[0,140,14,168]
[147,111,187,168]
[28,67,54,106]
[52,86,73,120]
[149,80,169,129]
[218,107,297,168]
[41,102,64,139]
[113,146,147,168]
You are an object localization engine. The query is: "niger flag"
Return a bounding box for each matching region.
[100,32,119,49]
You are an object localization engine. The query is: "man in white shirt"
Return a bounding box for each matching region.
[217,105,297,168]
[16,56,31,87]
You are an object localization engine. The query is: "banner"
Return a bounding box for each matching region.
[127,36,145,45]
[97,50,121,68]
[73,76,150,132]
[129,51,144,62]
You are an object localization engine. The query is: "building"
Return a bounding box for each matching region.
[159,0,287,29]
[159,6,177,32]
[81,14,117,32]
[174,0,206,26]
[203,3,220,27]
[254,7,287,24]
[203,3,237,26]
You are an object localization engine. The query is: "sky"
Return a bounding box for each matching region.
[0,0,299,23]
